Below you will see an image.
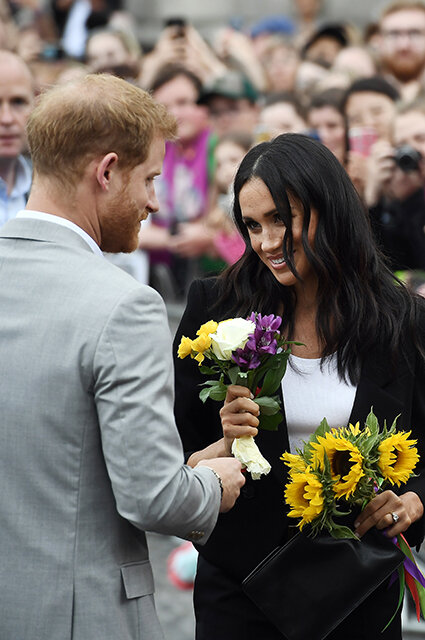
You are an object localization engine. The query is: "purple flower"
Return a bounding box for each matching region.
[231,312,283,370]
[249,313,282,333]
[232,348,261,370]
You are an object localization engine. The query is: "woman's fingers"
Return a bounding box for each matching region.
[223,384,253,404]
[354,490,412,538]
[220,398,260,434]
[220,385,260,454]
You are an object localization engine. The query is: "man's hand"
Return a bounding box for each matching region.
[196,457,246,512]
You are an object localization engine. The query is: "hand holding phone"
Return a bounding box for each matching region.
[348,127,378,157]
[163,17,187,39]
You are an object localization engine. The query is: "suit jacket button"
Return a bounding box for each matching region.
[187,530,204,541]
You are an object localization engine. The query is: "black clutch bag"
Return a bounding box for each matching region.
[242,526,405,640]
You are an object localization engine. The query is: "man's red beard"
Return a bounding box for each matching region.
[100,189,145,254]
[383,53,425,82]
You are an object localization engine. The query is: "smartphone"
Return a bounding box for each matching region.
[348,127,378,157]
[163,17,187,38]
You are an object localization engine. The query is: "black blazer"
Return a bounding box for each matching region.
[173,278,425,581]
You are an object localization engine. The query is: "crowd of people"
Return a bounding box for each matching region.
[1,0,425,298]
[1,1,425,640]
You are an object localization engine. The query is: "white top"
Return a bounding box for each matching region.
[282,353,357,453]
[61,0,91,59]
[16,209,103,257]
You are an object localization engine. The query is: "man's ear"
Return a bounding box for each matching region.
[96,153,119,191]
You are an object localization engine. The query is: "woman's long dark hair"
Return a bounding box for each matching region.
[216,133,424,383]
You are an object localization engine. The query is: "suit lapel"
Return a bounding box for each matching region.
[258,387,290,484]
[349,351,407,427]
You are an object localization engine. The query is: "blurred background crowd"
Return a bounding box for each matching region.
[2,1,425,637]
[2,0,425,309]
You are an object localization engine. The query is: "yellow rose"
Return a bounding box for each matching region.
[192,333,212,352]
[177,336,193,359]
[197,320,218,337]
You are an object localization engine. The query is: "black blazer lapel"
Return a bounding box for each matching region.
[349,351,410,428]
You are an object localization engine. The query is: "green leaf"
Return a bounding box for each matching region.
[198,379,228,403]
[258,411,282,431]
[209,387,228,401]
[382,565,405,632]
[198,365,218,375]
[199,387,211,403]
[389,414,401,433]
[258,353,290,396]
[303,418,330,461]
[315,417,331,439]
[330,525,359,540]
[227,366,240,385]
[365,409,379,437]
[255,396,281,416]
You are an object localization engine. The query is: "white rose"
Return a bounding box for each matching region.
[209,318,255,360]
[231,436,271,480]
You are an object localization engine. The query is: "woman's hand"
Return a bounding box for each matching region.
[354,490,424,538]
[220,384,260,456]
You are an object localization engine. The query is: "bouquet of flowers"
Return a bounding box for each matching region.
[282,410,425,624]
[177,313,295,479]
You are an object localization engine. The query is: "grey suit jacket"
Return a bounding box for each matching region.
[0,218,220,640]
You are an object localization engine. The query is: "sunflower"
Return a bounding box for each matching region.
[280,452,307,477]
[311,432,364,498]
[284,467,324,529]
[331,422,370,439]
[378,431,419,486]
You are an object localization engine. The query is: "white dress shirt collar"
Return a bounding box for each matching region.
[16,209,103,257]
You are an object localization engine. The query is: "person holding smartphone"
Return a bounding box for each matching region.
[369,100,425,273]
[343,76,425,271]
[342,75,400,205]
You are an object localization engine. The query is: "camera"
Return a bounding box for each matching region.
[394,145,422,172]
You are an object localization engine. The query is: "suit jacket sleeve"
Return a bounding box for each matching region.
[92,283,220,543]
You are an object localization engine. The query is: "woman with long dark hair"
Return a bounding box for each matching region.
[173,133,425,640]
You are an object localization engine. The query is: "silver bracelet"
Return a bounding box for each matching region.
[209,468,224,500]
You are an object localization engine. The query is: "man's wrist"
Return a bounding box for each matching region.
[209,468,223,500]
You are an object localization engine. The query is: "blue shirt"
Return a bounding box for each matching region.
[0,155,32,228]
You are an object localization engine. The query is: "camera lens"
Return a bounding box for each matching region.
[394,144,422,172]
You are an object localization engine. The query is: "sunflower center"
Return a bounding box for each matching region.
[332,450,352,477]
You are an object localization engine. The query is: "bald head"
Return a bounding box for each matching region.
[0,50,34,162]
[0,50,33,83]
